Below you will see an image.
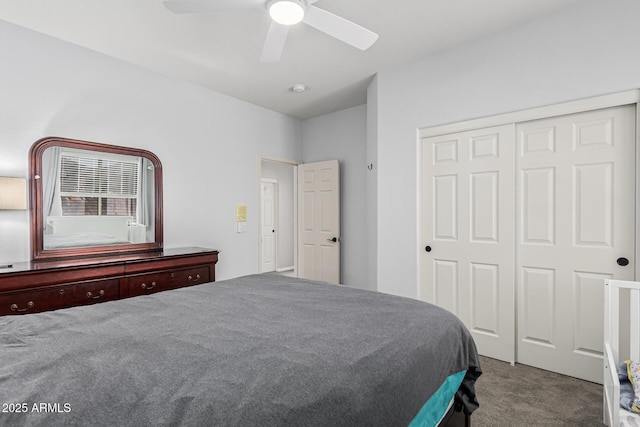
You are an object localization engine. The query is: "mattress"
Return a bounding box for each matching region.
[0,274,481,426]
[44,232,129,248]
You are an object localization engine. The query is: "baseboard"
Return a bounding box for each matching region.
[277,266,294,273]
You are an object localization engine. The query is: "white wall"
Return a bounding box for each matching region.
[370,0,640,298]
[261,160,295,270]
[302,105,369,290]
[0,19,302,280]
[6,0,637,294]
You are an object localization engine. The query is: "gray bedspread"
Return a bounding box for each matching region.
[0,274,480,426]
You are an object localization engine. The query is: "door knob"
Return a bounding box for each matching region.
[327,237,338,243]
[425,246,432,253]
[617,257,630,266]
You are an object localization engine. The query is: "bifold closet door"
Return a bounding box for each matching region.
[516,105,636,384]
[421,125,516,363]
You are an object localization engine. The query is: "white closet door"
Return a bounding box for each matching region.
[421,125,516,363]
[516,105,636,383]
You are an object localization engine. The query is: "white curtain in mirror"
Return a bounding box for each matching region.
[42,146,62,219]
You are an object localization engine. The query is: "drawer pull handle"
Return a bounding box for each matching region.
[142,281,157,290]
[188,274,201,282]
[10,301,35,312]
[87,290,105,300]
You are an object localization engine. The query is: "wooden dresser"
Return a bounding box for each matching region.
[0,247,219,316]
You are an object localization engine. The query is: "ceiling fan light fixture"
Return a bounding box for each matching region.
[269,0,305,26]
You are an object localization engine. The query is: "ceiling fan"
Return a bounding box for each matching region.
[163,0,379,63]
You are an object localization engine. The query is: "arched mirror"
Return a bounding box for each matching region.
[29,137,163,261]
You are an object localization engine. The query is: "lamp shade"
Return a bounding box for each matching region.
[0,177,27,210]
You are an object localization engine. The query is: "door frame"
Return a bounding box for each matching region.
[417,89,640,361]
[258,156,299,275]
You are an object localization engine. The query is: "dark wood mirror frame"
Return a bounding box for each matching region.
[29,137,163,261]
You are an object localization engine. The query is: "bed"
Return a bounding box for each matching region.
[0,274,481,426]
[44,215,133,249]
[604,279,640,427]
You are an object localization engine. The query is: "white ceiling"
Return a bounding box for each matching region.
[0,0,586,119]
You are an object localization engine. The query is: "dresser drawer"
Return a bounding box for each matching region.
[127,265,210,297]
[0,278,120,315]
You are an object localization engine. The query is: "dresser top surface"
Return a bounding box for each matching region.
[0,247,219,275]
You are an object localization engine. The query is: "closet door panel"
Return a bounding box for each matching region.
[421,124,516,363]
[516,105,635,384]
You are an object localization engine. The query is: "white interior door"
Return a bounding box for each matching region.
[261,179,277,273]
[421,125,516,363]
[297,160,340,284]
[516,105,636,383]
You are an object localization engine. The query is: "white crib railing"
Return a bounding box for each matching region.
[604,279,640,427]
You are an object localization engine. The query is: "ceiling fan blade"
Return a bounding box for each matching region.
[163,0,262,14]
[260,21,289,63]
[303,5,378,51]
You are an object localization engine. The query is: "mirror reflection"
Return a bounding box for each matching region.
[41,147,156,250]
[30,137,163,261]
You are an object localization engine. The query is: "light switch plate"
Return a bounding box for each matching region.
[236,204,247,222]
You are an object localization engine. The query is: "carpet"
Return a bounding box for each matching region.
[472,356,603,426]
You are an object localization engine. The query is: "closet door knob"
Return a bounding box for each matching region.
[617,257,629,266]
[425,246,432,253]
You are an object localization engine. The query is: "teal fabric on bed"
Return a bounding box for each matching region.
[410,370,466,427]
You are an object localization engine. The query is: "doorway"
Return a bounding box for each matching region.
[258,157,342,283]
[259,159,296,275]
